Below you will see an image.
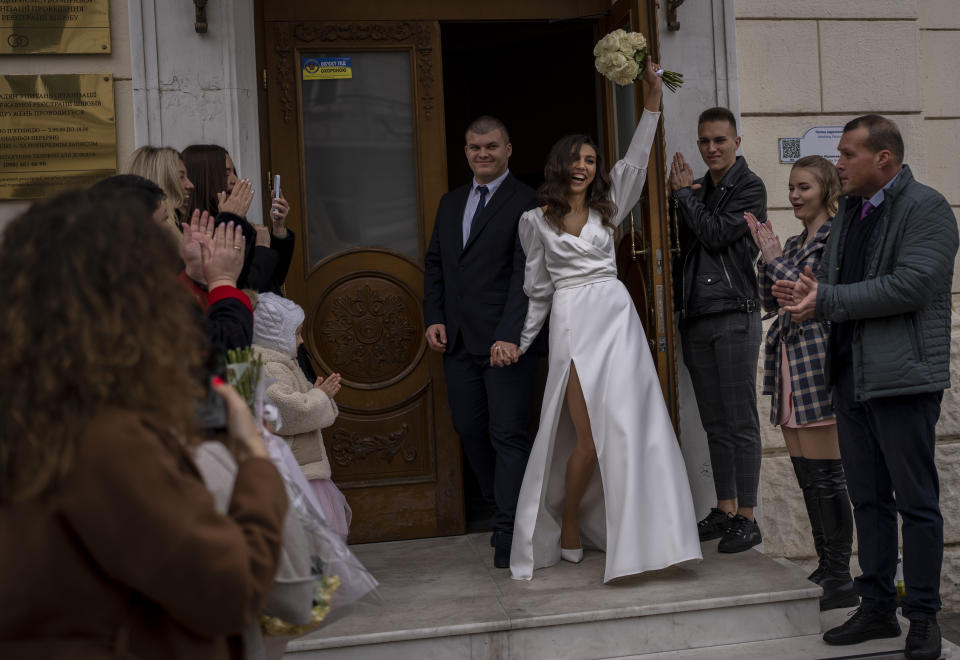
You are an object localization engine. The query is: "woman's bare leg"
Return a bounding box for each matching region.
[561,361,598,550]
[796,425,842,459]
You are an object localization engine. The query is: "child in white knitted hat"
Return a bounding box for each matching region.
[252,292,351,538]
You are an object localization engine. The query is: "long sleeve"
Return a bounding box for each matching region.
[816,196,959,321]
[423,213,445,326]
[518,213,554,353]
[493,225,532,344]
[63,413,287,637]
[608,110,660,226]
[264,229,296,294]
[263,360,339,434]
[758,235,804,314]
[673,175,766,251]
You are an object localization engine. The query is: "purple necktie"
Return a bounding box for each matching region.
[859,201,874,220]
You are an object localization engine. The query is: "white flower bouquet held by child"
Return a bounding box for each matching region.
[593,29,683,92]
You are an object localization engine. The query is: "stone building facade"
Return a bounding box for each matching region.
[733,0,960,611]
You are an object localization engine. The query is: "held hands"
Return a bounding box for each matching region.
[775,265,818,322]
[425,323,447,353]
[669,152,700,193]
[315,373,342,399]
[270,189,290,238]
[489,341,521,367]
[744,212,782,263]
[217,178,255,218]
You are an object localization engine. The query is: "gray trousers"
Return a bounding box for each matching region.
[681,311,762,508]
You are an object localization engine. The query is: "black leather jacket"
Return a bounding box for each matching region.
[672,156,767,320]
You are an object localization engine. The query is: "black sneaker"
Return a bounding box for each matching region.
[905,616,941,660]
[697,508,733,541]
[717,514,762,553]
[823,607,901,645]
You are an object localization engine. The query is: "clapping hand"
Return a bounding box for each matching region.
[217,178,255,218]
[489,341,521,367]
[669,152,700,193]
[745,212,782,263]
[777,265,818,322]
[182,209,214,283]
[315,373,342,399]
[203,220,245,290]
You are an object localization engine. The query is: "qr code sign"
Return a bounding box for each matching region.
[779,138,801,163]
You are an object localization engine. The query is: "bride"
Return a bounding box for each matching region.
[504,60,701,582]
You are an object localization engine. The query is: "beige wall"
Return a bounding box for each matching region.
[0,0,134,232]
[735,0,960,611]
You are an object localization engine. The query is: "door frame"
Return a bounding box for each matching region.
[601,0,680,425]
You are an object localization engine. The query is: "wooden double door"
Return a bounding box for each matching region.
[257,0,677,543]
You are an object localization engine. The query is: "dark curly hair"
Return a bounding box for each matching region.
[0,189,206,503]
[538,134,618,232]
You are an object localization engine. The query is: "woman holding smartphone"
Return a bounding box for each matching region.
[183,144,295,294]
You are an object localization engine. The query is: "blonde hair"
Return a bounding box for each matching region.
[792,155,841,217]
[124,146,185,231]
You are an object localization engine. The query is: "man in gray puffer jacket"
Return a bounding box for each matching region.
[782,114,958,660]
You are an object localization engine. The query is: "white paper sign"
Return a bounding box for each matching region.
[778,125,844,164]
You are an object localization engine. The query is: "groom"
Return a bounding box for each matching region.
[423,116,542,568]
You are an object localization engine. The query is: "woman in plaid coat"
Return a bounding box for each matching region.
[745,156,857,612]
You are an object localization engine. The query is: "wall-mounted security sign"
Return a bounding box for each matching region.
[0,0,111,54]
[302,56,353,80]
[778,125,843,164]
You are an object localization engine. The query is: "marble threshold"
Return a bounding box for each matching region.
[284,532,842,658]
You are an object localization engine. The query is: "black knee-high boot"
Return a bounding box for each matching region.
[807,458,859,611]
[792,456,826,585]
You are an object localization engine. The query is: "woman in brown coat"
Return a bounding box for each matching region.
[0,189,288,659]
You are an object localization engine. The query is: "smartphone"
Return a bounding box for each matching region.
[273,174,281,200]
[195,355,228,434]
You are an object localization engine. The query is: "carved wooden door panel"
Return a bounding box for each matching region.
[263,21,462,542]
[602,0,680,424]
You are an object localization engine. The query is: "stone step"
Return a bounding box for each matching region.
[614,608,960,659]
[284,533,836,659]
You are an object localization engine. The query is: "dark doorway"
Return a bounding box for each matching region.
[440,20,600,532]
[441,20,602,193]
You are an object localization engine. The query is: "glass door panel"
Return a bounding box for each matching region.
[300,50,419,266]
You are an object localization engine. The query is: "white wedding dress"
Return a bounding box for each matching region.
[510,110,702,583]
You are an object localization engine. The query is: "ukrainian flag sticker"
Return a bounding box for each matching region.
[302,57,353,80]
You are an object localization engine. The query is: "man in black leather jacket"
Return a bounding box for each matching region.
[669,107,767,554]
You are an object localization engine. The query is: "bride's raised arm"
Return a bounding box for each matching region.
[608,60,664,226]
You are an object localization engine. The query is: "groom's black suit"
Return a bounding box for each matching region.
[424,173,544,545]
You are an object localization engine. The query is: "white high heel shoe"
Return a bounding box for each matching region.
[560,547,584,563]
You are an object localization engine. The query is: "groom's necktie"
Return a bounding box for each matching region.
[465,185,489,246]
[859,201,874,220]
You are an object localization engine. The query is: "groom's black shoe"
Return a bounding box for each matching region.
[823,607,901,645]
[494,545,510,569]
[491,531,512,568]
[697,508,733,541]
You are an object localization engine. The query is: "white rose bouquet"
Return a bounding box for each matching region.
[593,29,683,92]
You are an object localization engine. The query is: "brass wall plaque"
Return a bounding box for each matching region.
[0,73,116,199]
[0,0,111,54]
